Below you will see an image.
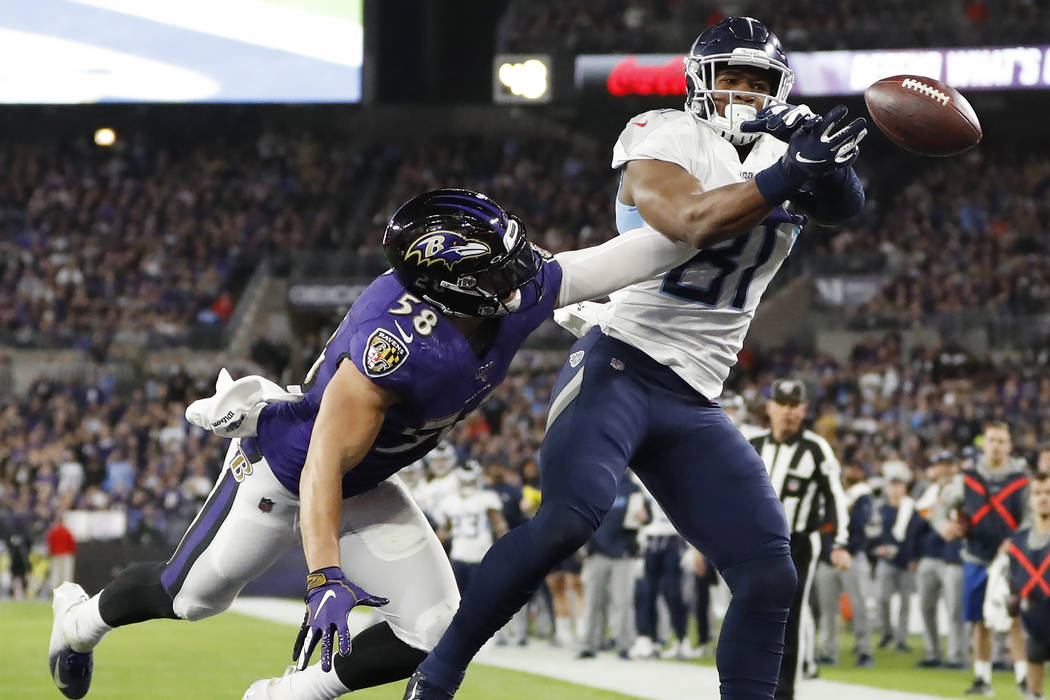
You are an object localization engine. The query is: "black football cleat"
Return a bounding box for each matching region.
[48,583,94,699]
[403,671,454,700]
[964,678,994,697]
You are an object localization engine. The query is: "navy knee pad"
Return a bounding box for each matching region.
[530,503,600,562]
[722,553,797,611]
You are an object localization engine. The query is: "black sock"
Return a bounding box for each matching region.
[332,622,427,691]
[98,561,177,627]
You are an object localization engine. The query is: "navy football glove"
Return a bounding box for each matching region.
[293,567,389,672]
[740,103,818,142]
[754,105,867,204]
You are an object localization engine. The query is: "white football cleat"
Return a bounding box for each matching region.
[628,635,658,659]
[243,665,297,700]
[48,582,93,699]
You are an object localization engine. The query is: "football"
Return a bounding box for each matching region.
[864,74,982,156]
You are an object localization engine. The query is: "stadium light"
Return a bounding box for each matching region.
[94,127,116,147]
[493,55,551,103]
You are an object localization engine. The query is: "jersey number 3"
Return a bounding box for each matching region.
[661,225,777,309]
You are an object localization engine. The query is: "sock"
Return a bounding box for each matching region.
[65,594,112,653]
[975,660,992,684]
[1016,661,1029,684]
[287,664,351,700]
[333,622,426,691]
[555,617,573,645]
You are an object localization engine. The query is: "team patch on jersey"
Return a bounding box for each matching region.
[364,328,410,377]
[405,231,491,270]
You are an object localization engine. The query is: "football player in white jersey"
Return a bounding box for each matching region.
[407,17,867,700]
[435,461,507,593]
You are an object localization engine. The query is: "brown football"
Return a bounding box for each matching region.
[864,74,982,157]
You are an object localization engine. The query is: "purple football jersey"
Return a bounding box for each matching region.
[252,259,562,498]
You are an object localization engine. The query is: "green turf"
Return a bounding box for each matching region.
[688,627,1030,698]
[5,602,637,699]
[258,0,362,23]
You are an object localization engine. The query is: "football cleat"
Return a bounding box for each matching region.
[242,665,297,700]
[964,678,994,697]
[48,583,93,699]
[403,671,454,700]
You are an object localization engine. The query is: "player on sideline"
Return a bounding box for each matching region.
[47,187,709,700]
[405,17,867,700]
[1002,473,1050,700]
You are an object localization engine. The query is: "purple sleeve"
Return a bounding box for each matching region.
[537,256,563,315]
[347,319,424,399]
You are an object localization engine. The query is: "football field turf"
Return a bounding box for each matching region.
[690,628,1025,699]
[3,602,637,700]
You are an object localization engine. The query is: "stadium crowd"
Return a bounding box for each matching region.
[0,132,373,353]
[7,129,1050,356]
[813,149,1050,329]
[497,0,1050,54]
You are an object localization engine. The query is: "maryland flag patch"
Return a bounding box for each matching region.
[363,328,409,377]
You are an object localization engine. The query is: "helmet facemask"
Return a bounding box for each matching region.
[685,51,795,146]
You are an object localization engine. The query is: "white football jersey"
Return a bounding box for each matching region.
[602,108,800,400]
[438,488,503,563]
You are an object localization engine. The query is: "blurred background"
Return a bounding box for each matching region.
[3,1,1050,697]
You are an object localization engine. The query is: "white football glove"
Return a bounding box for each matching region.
[185,368,301,438]
[553,301,605,339]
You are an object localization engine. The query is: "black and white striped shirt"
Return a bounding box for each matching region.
[749,429,849,549]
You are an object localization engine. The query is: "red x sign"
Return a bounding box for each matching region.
[1008,542,1050,598]
[964,475,1028,532]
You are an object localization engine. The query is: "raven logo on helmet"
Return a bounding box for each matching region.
[405,231,492,270]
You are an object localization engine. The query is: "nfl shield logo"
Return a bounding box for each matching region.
[258,498,274,513]
[569,351,585,368]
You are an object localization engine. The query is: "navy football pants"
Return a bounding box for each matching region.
[421,330,795,699]
[636,535,688,642]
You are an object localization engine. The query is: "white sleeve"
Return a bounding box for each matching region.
[611,110,701,174]
[554,224,696,307]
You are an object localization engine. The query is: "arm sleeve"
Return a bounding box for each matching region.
[815,440,850,549]
[554,224,696,307]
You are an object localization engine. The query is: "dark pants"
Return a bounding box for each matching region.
[420,329,796,700]
[636,535,688,640]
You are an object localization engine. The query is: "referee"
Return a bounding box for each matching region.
[750,378,852,700]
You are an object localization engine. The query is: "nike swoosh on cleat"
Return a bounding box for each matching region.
[52,659,69,689]
[631,121,647,126]
[314,590,337,620]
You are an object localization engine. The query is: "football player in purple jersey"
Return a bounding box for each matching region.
[48,188,720,700]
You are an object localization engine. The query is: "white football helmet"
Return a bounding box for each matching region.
[427,441,458,478]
